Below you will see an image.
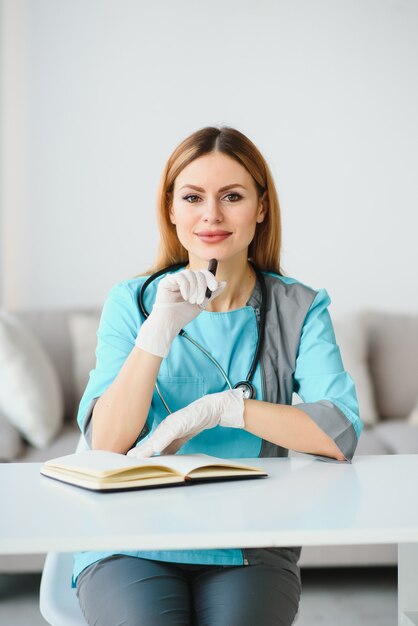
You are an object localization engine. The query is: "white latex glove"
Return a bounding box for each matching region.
[135,269,226,358]
[127,389,245,458]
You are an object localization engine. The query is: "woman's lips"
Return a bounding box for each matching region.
[195,231,232,244]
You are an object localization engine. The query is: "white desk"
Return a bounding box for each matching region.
[1,454,417,625]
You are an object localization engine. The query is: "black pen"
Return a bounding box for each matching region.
[205,258,218,299]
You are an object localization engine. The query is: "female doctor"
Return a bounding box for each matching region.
[74,126,363,626]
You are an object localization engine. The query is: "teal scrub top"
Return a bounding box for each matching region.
[72,271,362,583]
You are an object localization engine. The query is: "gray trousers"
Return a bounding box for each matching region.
[76,555,301,626]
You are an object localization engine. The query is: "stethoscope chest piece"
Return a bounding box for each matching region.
[234,381,256,400]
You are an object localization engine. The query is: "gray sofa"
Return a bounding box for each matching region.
[1,307,417,572]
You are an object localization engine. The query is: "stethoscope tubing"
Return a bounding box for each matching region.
[138,261,266,411]
[154,331,233,414]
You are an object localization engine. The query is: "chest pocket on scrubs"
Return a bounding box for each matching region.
[154,375,205,419]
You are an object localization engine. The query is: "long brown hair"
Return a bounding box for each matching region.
[147,126,284,275]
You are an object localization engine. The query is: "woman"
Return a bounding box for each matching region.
[74,126,363,625]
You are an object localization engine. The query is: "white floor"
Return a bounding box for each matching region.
[0,567,397,625]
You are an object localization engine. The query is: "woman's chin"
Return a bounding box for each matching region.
[188,251,228,265]
[186,243,249,266]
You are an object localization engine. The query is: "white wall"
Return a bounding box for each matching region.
[1,0,417,314]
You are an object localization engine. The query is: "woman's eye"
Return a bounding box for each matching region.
[183,195,200,203]
[224,193,241,202]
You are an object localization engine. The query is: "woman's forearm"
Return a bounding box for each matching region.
[91,347,162,453]
[243,400,346,461]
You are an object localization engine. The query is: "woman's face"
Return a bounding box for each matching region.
[170,152,266,265]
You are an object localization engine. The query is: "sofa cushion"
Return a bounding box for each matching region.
[23,423,81,462]
[14,309,79,421]
[408,396,418,425]
[373,420,418,454]
[365,312,418,420]
[0,410,24,461]
[332,313,379,426]
[68,313,101,404]
[353,427,390,455]
[0,310,64,448]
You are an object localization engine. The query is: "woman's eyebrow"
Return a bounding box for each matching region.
[179,184,246,192]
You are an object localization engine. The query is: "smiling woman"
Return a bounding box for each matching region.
[74,126,362,626]
[154,126,282,277]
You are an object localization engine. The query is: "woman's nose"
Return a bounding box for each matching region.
[202,198,223,223]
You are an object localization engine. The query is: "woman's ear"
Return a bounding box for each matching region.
[169,204,176,225]
[256,191,268,223]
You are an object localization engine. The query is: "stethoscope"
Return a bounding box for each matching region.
[138,261,267,413]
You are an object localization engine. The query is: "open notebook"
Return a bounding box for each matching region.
[40,450,268,492]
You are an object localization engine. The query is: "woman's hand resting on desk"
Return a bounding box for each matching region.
[135,269,226,358]
[127,389,245,458]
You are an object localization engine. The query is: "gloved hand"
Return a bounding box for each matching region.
[135,269,226,358]
[127,389,245,458]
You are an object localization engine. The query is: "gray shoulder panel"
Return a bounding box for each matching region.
[248,273,318,406]
[248,273,318,458]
